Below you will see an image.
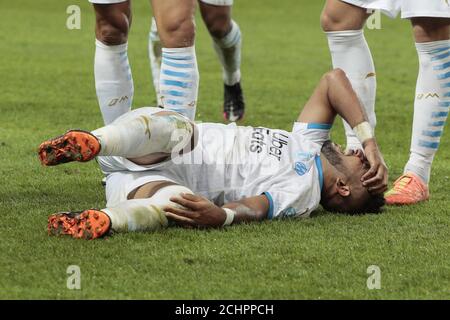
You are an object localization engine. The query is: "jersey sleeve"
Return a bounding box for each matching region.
[291,122,331,147]
[263,190,317,220]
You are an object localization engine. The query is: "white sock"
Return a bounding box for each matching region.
[404,40,450,184]
[325,30,377,150]
[103,185,193,232]
[148,17,163,106]
[159,46,199,120]
[92,109,193,158]
[94,40,134,125]
[213,20,242,86]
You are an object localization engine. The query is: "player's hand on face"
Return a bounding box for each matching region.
[362,139,388,194]
[163,193,227,228]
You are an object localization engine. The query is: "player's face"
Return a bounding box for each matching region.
[326,142,370,175]
[321,141,373,212]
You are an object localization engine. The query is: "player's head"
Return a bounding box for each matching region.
[319,141,385,214]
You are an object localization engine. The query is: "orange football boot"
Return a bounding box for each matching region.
[38,130,100,166]
[48,209,111,240]
[385,172,429,205]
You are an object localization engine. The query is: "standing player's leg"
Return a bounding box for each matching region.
[199,0,244,122]
[321,0,376,151]
[92,0,134,125]
[386,17,450,205]
[148,1,244,121]
[148,17,163,107]
[150,0,199,121]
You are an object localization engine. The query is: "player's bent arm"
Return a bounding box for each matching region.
[298,69,387,193]
[297,68,367,129]
[222,195,270,225]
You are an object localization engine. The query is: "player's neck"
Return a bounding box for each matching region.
[319,155,341,198]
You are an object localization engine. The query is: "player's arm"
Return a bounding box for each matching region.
[298,68,387,194]
[297,68,367,131]
[163,193,269,228]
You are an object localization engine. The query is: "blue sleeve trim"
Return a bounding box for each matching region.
[307,123,332,130]
[315,155,324,192]
[262,192,274,220]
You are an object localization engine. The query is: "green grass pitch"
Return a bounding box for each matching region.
[1,0,449,299]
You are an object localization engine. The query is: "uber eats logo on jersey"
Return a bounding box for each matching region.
[249,127,288,161]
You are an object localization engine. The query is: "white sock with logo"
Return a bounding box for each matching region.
[213,20,242,86]
[94,40,134,125]
[325,30,377,150]
[404,40,450,184]
[159,46,199,121]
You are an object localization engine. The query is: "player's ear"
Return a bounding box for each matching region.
[336,178,351,197]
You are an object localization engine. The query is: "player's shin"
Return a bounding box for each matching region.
[404,40,450,184]
[325,30,377,150]
[159,46,199,120]
[92,111,194,158]
[213,20,242,86]
[102,185,193,232]
[149,17,163,107]
[95,40,134,125]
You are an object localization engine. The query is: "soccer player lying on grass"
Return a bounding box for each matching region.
[39,68,388,240]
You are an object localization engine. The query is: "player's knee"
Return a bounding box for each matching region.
[320,11,342,32]
[203,12,231,39]
[160,17,196,48]
[325,68,347,83]
[321,8,368,32]
[154,111,198,153]
[96,15,130,45]
[411,18,450,43]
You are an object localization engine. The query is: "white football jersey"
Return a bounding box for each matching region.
[98,108,331,219]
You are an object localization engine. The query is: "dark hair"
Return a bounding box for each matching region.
[358,192,386,214]
[321,191,386,215]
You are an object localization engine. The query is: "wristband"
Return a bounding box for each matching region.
[353,121,374,144]
[222,208,236,226]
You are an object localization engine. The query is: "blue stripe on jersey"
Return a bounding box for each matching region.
[162,54,193,61]
[162,58,194,69]
[437,72,450,80]
[162,69,191,79]
[431,46,450,55]
[315,155,324,192]
[444,92,450,97]
[162,79,190,88]
[429,121,446,127]
[439,101,450,107]
[432,51,450,61]
[165,99,183,106]
[434,61,450,71]
[419,140,439,149]
[263,192,274,220]
[441,83,450,88]
[432,111,448,118]
[307,123,332,130]
[161,90,186,97]
[422,130,443,137]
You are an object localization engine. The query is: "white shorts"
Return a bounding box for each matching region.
[200,0,233,5]
[89,0,126,4]
[88,0,233,5]
[341,0,450,19]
